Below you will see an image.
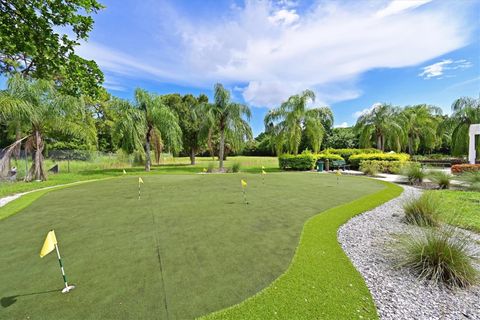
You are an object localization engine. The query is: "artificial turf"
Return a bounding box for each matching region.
[0,173,389,319]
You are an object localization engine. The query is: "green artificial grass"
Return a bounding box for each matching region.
[433,190,480,232]
[203,180,402,320]
[0,173,397,319]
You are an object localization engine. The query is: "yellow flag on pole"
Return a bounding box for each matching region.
[261,166,265,170]
[139,177,144,184]
[40,230,57,258]
[241,179,247,188]
[203,168,207,173]
[123,169,126,174]
[262,169,266,175]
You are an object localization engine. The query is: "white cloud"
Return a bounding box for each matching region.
[375,0,432,18]
[353,103,382,118]
[268,9,299,26]
[419,59,472,79]
[335,122,349,128]
[79,0,473,105]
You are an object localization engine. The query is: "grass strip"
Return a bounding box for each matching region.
[201,180,403,320]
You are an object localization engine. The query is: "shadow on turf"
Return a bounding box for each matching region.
[1,289,60,308]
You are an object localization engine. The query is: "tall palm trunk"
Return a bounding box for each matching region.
[190,147,196,165]
[408,135,414,155]
[26,129,46,181]
[219,126,225,170]
[145,127,152,172]
[376,133,382,151]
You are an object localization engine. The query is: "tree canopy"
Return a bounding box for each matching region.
[0,0,105,97]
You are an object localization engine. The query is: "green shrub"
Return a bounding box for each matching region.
[398,228,478,288]
[428,171,452,189]
[231,162,241,173]
[359,160,404,174]
[207,162,214,173]
[316,153,344,162]
[324,148,378,163]
[278,152,343,171]
[402,163,425,185]
[360,162,379,176]
[403,193,440,227]
[349,153,410,169]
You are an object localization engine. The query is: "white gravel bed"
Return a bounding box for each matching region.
[338,185,480,320]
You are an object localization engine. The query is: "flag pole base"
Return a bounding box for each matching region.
[62,285,76,293]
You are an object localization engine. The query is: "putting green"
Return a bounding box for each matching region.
[0,173,384,319]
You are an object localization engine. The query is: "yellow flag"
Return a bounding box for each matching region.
[261,166,265,170]
[40,230,57,258]
[123,169,127,174]
[262,170,266,175]
[139,177,144,184]
[336,170,342,176]
[241,179,247,188]
[203,168,207,173]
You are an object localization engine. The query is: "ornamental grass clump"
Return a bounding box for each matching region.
[398,228,478,288]
[360,161,379,176]
[403,193,440,227]
[428,171,453,189]
[402,163,425,185]
[231,162,241,173]
[462,171,480,191]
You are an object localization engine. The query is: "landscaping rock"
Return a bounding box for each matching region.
[338,186,480,320]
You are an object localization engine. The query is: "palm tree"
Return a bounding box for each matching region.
[355,103,403,151]
[448,97,480,156]
[265,90,328,154]
[113,89,182,171]
[0,75,95,181]
[203,84,252,170]
[399,105,442,154]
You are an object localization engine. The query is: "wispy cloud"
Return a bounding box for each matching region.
[418,59,472,79]
[79,0,474,107]
[446,76,480,90]
[353,103,382,118]
[334,122,349,128]
[375,0,432,18]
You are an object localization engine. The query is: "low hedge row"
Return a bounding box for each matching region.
[324,148,378,162]
[359,160,405,174]
[278,153,343,170]
[451,164,480,174]
[349,153,410,169]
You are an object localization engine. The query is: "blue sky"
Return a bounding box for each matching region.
[22,1,480,135]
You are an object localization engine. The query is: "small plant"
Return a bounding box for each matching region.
[360,161,379,176]
[462,171,480,191]
[403,192,440,227]
[231,162,241,173]
[207,162,214,173]
[402,163,425,185]
[428,171,452,189]
[398,228,478,288]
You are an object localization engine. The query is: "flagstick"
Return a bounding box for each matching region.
[138,181,141,200]
[242,189,248,205]
[54,244,75,293]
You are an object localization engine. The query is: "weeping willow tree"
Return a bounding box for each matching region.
[202,84,252,170]
[0,75,95,181]
[265,90,328,154]
[112,89,182,171]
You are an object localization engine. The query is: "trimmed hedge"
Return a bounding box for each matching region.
[279,153,343,170]
[451,164,480,174]
[349,153,410,169]
[324,148,378,163]
[359,160,405,174]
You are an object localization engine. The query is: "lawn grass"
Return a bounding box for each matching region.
[0,156,279,198]
[433,190,480,232]
[0,173,389,319]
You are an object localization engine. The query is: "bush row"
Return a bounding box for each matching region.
[278,153,343,170]
[349,153,410,169]
[324,148,378,162]
[451,164,480,174]
[359,160,405,174]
